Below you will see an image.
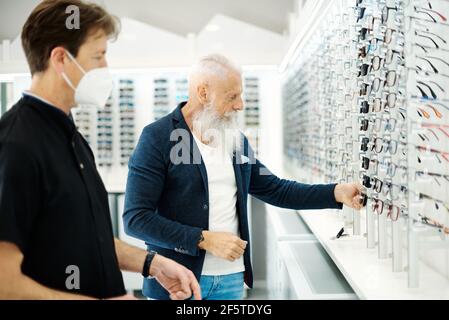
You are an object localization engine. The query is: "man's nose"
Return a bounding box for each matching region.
[234,102,244,111]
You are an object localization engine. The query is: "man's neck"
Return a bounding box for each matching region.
[182,100,203,131]
[182,100,208,144]
[29,75,74,115]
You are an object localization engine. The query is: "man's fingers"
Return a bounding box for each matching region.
[225,253,237,261]
[236,239,247,250]
[170,291,189,300]
[352,196,363,210]
[224,249,240,261]
[231,246,245,257]
[232,246,245,257]
[176,269,192,296]
[189,272,202,300]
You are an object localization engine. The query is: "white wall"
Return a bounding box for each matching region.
[0,15,287,74]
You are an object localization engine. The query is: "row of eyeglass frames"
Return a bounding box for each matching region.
[73,80,136,168]
[97,96,114,167]
[118,79,136,166]
[282,0,449,287]
[244,77,261,157]
[356,0,449,237]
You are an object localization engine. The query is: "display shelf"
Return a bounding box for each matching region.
[299,209,449,299]
[266,205,356,300]
[266,204,315,241]
[278,240,357,299]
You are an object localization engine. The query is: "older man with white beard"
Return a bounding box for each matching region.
[123,54,365,300]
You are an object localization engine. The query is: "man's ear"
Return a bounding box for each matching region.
[197,84,209,105]
[49,47,67,74]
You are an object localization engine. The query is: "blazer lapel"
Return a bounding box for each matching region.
[172,104,209,197]
[232,152,245,208]
[190,136,209,197]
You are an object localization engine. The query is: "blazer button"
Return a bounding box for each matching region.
[203,204,208,210]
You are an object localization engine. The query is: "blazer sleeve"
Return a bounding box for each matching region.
[247,141,343,210]
[123,126,203,257]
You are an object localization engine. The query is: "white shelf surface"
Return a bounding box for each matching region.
[266,205,316,241]
[278,240,357,300]
[299,209,449,300]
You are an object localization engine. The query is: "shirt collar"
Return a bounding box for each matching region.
[22,92,76,137]
[22,91,75,123]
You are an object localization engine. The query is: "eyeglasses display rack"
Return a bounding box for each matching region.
[244,77,261,156]
[403,0,449,287]
[175,78,189,105]
[119,79,136,166]
[97,96,114,168]
[73,107,94,145]
[153,78,170,121]
[282,0,449,289]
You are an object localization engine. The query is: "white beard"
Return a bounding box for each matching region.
[192,103,242,156]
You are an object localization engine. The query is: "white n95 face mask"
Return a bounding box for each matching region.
[62,50,113,109]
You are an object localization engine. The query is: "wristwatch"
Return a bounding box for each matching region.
[198,232,205,246]
[142,250,157,279]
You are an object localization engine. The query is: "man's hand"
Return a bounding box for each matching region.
[198,231,247,262]
[334,183,365,210]
[149,255,202,300]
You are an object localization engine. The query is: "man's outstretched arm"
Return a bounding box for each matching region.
[249,158,364,211]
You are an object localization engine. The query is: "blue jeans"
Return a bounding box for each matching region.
[198,272,244,300]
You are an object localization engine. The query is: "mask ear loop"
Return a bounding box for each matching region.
[61,72,76,91]
[61,50,86,91]
[65,50,87,75]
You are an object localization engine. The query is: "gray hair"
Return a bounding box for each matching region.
[189,54,241,82]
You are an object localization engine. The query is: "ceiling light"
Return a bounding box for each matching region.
[205,24,220,32]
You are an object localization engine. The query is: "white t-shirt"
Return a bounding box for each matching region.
[193,135,245,276]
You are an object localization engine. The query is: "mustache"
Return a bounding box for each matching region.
[192,104,241,152]
[223,111,238,120]
[195,105,238,124]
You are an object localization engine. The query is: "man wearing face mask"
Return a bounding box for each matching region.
[0,0,201,300]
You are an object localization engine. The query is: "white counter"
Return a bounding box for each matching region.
[300,209,449,299]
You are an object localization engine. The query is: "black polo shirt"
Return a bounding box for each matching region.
[0,94,125,299]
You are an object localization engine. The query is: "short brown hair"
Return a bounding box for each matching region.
[21,0,120,75]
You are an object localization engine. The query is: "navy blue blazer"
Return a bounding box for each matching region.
[123,102,343,299]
